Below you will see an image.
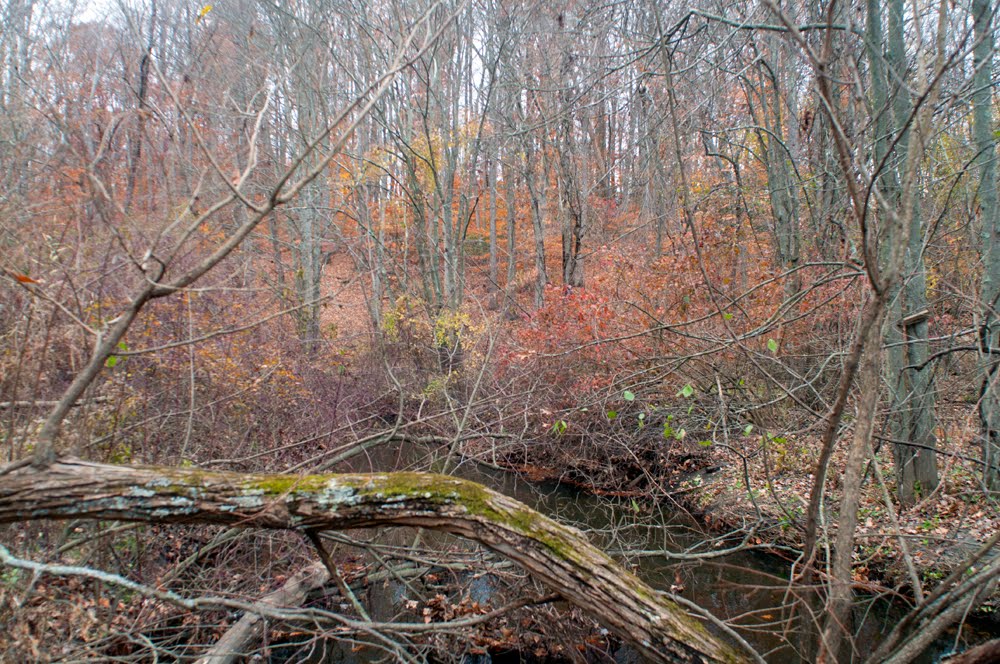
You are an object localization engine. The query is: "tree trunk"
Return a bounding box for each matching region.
[973,0,1000,490]
[523,134,548,308]
[197,562,329,664]
[882,0,939,502]
[124,1,157,215]
[942,639,1000,664]
[488,153,499,305]
[818,307,885,662]
[0,459,746,664]
[503,157,519,316]
[294,182,325,351]
[556,21,584,288]
[762,74,800,298]
[199,560,431,663]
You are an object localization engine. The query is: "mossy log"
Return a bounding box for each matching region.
[0,459,746,664]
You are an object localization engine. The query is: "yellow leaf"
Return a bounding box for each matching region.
[196,4,212,23]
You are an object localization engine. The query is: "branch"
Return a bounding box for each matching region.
[0,397,110,410]
[196,562,329,664]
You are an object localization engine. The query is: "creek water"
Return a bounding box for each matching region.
[290,446,997,663]
[453,461,982,664]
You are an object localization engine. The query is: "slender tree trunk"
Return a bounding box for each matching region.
[868,0,926,504]
[556,30,584,288]
[818,308,885,662]
[125,1,157,215]
[973,0,1000,490]
[2,0,34,198]
[294,180,325,352]
[503,158,518,316]
[760,47,801,300]
[488,154,499,305]
[402,133,443,310]
[883,0,938,502]
[523,134,548,308]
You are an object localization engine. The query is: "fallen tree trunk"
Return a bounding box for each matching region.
[197,562,330,664]
[942,639,1000,664]
[0,459,745,664]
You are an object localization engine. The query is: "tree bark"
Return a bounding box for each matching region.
[503,157,519,316]
[196,562,329,664]
[0,459,746,664]
[818,307,885,662]
[884,0,938,504]
[973,0,1000,490]
[556,26,585,289]
[522,132,548,308]
[942,639,1000,664]
[124,0,157,215]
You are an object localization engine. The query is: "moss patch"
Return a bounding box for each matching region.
[141,467,610,567]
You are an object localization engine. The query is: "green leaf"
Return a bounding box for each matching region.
[638,412,646,420]
[723,312,733,320]
[552,420,567,436]
[623,390,635,402]
[675,428,686,440]
[743,424,754,435]
[631,499,641,514]
[767,338,778,354]
[606,410,618,420]
[106,341,128,368]
[677,383,694,398]
[698,440,714,447]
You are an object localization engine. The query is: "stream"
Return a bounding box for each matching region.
[455,461,992,663]
[290,446,998,663]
